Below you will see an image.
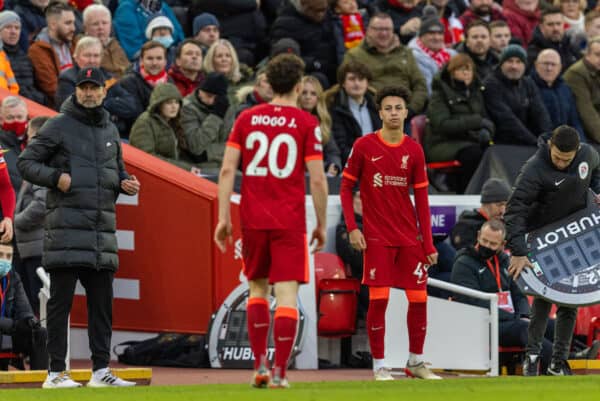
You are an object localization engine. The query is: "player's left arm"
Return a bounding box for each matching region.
[411,145,437,265]
[214,145,241,253]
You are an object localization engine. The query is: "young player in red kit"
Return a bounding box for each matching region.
[214,54,328,389]
[340,86,440,381]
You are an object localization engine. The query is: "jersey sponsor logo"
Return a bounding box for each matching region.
[579,162,589,179]
[373,172,383,187]
[401,155,409,169]
[555,178,565,186]
[371,156,383,162]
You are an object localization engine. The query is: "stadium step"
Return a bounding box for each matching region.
[0,368,151,388]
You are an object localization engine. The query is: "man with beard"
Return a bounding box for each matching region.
[483,44,552,145]
[456,21,499,81]
[459,0,506,28]
[527,7,580,72]
[28,1,75,108]
[18,67,140,388]
[168,39,205,97]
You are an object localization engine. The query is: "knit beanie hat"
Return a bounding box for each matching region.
[499,44,527,65]
[193,13,220,37]
[480,178,512,203]
[0,11,21,31]
[419,5,444,37]
[145,16,174,39]
[200,72,228,96]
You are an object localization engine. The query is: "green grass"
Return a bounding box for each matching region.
[2,376,600,401]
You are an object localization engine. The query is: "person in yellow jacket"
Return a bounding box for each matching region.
[0,47,19,94]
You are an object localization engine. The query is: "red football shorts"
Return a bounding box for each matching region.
[241,229,309,284]
[362,242,428,290]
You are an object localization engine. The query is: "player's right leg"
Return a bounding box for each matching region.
[242,229,272,388]
[367,286,393,381]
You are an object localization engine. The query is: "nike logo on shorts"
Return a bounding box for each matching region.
[277,336,293,341]
[254,323,269,328]
[371,326,384,331]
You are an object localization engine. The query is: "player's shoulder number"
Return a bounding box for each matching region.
[245,130,298,179]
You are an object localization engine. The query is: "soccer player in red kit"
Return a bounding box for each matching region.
[214,54,328,389]
[340,86,440,381]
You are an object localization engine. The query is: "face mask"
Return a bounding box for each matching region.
[477,245,498,260]
[153,35,173,49]
[2,120,28,136]
[0,259,11,277]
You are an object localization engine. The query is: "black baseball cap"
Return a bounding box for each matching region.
[76,67,105,87]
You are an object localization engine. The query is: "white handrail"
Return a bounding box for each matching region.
[428,278,499,376]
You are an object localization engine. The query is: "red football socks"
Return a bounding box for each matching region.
[247,297,270,370]
[367,298,388,359]
[272,306,298,378]
[407,301,427,354]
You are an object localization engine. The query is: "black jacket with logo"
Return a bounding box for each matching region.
[505,141,600,256]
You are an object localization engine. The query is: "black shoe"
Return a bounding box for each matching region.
[523,354,540,376]
[572,340,600,360]
[547,359,572,376]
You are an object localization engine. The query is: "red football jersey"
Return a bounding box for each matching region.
[226,103,322,231]
[342,132,429,247]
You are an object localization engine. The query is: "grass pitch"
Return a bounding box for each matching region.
[2,376,599,401]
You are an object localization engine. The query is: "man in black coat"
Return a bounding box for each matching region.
[18,67,140,388]
[455,20,499,82]
[505,126,600,376]
[483,44,552,146]
[270,0,340,87]
[375,0,423,44]
[526,7,581,72]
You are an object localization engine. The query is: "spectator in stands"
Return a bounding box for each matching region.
[527,7,580,72]
[113,0,184,61]
[227,67,273,122]
[14,116,49,315]
[450,177,511,250]
[0,11,46,104]
[168,39,204,97]
[459,0,506,28]
[408,11,456,93]
[130,82,197,171]
[425,54,493,194]
[192,12,220,55]
[55,36,116,110]
[489,20,512,58]
[18,67,140,388]
[426,0,464,47]
[0,96,28,193]
[28,1,75,109]
[298,75,342,176]
[203,39,253,105]
[270,0,339,87]
[189,1,267,67]
[564,36,600,144]
[181,72,229,173]
[0,242,48,371]
[82,4,130,79]
[331,0,366,53]
[344,13,428,118]
[145,15,176,68]
[328,60,380,166]
[556,0,585,40]
[336,188,368,319]
[104,41,170,137]
[483,44,552,146]
[531,49,585,140]
[456,21,499,81]
[503,0,541,45]
[0,42,19,95]
[375,0,423,44]
[14,0,48,52]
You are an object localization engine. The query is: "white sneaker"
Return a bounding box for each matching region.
[374,367,394,381]
[42,371,83,389]
[405,362,442,380]
[87,368,136,387]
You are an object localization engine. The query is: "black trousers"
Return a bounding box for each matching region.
[47,268,114,372]
[0,323,48,371]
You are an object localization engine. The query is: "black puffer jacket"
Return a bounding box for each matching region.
[17,96,129,271]
[451,247,530,321]
[450,209,487,251]
[526,27,580,72]
[270,1,340,85]
[483,68,552,146]
[505,142,600,256]
[3,43,46,105]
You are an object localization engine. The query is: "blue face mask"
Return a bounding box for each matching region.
[154,35,174,49]
[0,259,11,277]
